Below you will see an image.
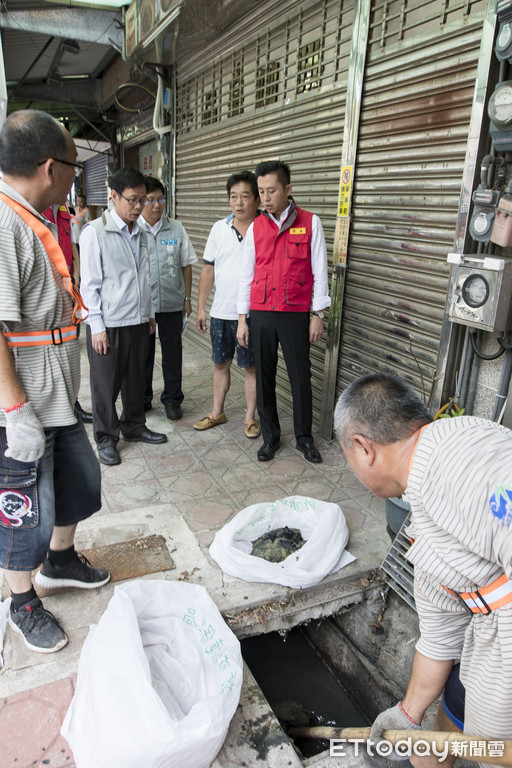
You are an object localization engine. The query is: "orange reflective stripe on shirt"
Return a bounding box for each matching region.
[0,193,88,326]
[442,572,512,614]
[3,326,78,347]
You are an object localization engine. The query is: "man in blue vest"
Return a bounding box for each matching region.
[237,160,330,463]
[139,176,197,420]
[80,167,167,466]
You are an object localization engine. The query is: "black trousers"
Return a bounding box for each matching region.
[86,323,149,447]
[144,311,184,406]
[251,310,312,445]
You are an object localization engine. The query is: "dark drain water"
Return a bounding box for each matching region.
[242,625,368,758]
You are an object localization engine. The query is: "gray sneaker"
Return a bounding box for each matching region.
[35,551,111,590]
[9,598,68,653]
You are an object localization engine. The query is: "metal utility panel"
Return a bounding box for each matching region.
[447,254,512,333]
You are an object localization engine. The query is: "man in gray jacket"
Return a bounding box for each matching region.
[80,167,167,465]
[139,177,197,420]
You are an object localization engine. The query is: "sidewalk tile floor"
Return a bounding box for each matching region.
[0,332,388,767]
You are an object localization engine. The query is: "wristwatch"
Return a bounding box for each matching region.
[185,296,192,301]
[312,311,324,318]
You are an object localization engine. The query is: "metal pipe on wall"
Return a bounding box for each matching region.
[457,327,473,409]
[318,0,371,439]
[492,349,512,422]
[466,346,482,415]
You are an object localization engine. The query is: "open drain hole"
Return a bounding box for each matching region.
[241,623,368,758]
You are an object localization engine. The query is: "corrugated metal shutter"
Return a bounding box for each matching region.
[335,0,487,402]
[174,0,353,422]
[84,151,112,207]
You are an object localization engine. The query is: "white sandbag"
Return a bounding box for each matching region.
[62,580,243,768]
[209,495,355,588]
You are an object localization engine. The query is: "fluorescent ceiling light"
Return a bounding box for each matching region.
[44,1,130,8]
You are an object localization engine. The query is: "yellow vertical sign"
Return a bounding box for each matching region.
[337,165,353,217]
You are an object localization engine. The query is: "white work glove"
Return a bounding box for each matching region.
[4,402,46,463]
[370,702,421,761]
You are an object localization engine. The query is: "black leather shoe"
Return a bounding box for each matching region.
[165,403,183,421]
[123,428,168,444]
[257,441,280,462]
[97,446,120,465]
[296,442,322,463]
[74,400,93,423]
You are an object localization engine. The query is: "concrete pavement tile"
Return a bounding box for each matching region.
[0,678,76,768]
[36,738,76,768]
[31,676,74,708]
[148,451,206,477]
[1,694,63,767]
[200,441,258,467]
[290,478,346,502]
[184,497,237,527]
[2,624,89,696]
[264,456,308,478]
[167,469,218,497]
[207,463,268,492]
[339,504,370,530]
[101,483,166,513]
[228,485,294,509]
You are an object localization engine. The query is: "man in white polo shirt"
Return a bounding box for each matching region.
[194,171,260,439]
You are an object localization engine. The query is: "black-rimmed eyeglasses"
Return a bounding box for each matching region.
[38,158,85,174]
[119,193,148,207]
[144,197,166,206]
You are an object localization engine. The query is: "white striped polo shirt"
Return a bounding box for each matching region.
[0,181,80,428]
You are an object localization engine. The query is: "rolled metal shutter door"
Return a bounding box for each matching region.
[335,1,487,403]
[84,150,112,208]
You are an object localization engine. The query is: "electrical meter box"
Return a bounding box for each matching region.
[447,254,512,332]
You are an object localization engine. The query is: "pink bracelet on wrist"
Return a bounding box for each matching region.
[3,401,26,413]
[398,701,420,726]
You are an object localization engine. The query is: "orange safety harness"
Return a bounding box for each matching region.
[443,573,512,615]
[0,193,88,348]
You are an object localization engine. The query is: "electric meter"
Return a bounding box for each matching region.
[488,81,512,150]
[461,274,490,308]
[495,0,512,60]
[447,254,512,332]
[469,188,500,242]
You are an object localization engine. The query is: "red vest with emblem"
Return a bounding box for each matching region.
[42,205,73,270]
[250,204,314,312]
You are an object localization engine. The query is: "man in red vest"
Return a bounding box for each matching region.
[237,160,330,463]
[42,203,93,425]
[42,203,79,282]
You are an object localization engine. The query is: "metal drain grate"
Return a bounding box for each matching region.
[381,511,416,611]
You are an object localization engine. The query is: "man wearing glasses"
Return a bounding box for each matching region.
[138,176,197,420]
[80,167,167,466]
[0,110,109,654]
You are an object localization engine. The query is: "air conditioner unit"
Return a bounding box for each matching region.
[124,1,138,58]
[139,0,156,41]
[140,0,181,48]
[160,0,181,16]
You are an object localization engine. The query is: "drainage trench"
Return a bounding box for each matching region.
[235,588,422,764]
[242,624,368,758]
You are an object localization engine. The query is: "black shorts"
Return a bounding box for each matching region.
[442,663,465,730]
